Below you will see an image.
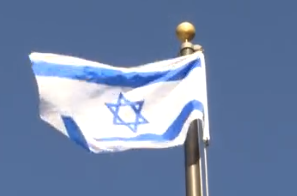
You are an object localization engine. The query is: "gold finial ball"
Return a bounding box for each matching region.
[176,22,196,42]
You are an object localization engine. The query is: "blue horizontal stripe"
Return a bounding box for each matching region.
[94,100,203,142]
[32,59,201,88]
[61,115,91,152]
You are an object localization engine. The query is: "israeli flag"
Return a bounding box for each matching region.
[30,52,209,153]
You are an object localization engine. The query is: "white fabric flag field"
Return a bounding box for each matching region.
[30,52,209,153]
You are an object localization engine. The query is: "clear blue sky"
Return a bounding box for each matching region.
[0,0,296,195]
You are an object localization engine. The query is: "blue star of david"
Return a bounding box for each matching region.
[105,93,148,132]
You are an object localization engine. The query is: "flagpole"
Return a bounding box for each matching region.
[176,22,203,196]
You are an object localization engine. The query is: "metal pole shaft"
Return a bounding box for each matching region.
[180,46,203,196]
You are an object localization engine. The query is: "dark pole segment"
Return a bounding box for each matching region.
[180,47,194,56]
[180,45,203,196]
[184,121,202,196]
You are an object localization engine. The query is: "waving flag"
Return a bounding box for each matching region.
[30,52,209,153]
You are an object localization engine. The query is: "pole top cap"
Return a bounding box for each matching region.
[176,22,196,43]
